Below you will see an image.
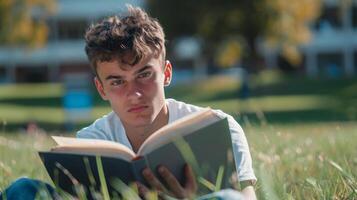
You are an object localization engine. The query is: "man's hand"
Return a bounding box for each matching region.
[241,186,257,200]
[137,164,197,199]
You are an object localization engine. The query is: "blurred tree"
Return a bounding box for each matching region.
[0,0,56,48]
[147,0,322,71]
[264,0,322,67]
[215,37,243,68]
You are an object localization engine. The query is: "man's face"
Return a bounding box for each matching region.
[94,52,172,128]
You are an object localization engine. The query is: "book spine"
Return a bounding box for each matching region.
[131,158,148,185]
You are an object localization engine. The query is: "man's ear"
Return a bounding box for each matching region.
[164,60,172,86]
[94,77,108,100]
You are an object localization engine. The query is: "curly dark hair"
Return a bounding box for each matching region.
[84,5,166,75]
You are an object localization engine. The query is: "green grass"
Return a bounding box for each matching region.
[0,83,63,99]
[0,70,357,198]
[1,71,356,131]
[0,122,356,199]
[246,122,357,199]
[0,133,54,186]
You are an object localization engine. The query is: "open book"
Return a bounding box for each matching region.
[39,108,237,197]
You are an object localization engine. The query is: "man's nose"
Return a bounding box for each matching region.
[127,81,143,100]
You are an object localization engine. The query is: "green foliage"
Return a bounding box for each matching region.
[147,0,321,68]
[0,0,56,47]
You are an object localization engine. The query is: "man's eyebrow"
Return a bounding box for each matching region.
[104,65,152,80]
[105,75,123,80]
[135,65,152,74]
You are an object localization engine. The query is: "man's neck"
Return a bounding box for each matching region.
[124,105,169,153]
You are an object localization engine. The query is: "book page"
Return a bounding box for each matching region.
[51,136,136,161]
[137,108,221,155]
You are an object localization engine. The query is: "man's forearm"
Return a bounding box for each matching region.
[241,186,257,200]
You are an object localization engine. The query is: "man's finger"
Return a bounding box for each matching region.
[142,168,166,192]
[136,181,167,200]
[184,164,198,193]
[135,182,150,199]
[157,165,185,198]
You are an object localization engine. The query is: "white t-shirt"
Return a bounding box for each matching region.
[77,98,256,182]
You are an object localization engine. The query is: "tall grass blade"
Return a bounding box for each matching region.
[215,166,224,192]
[305,177,323,196]
[95,156,110,200]
[110,179,141,200]
[54,162,87,199]
[83,157,98,197]
[328,160,357,194]
[83,157,96,186]
[198,177,215,191]
[173,137,200,175]
[259,165,279,200]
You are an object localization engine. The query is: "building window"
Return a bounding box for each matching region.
[352,6,357,28]
[46,19,58,41]
[314,6,342,31]
[0,66,5,83]
[353,51,357,71]
[16,66,49,83]
[317,53,344,77]
[57,19,88,40]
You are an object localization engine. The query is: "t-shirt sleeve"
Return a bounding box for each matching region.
[76,118,109,140]
[214,110,257,182]
[228,115,256,182]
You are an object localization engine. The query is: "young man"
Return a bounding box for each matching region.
[0,5,256,200]
[78,5,257,200]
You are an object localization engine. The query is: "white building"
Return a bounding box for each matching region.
[0,0,144,83]
[1,0,356,82]
[261,0,357,77]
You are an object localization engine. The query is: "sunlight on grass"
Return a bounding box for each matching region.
[0,73,356,198]
[245,122,357,199]
[198,95,337,114]
[0,104,112,124]
[0,76,355,127]
[0,134,53,189]
[0,95,339,125]
[0,104,65,123]
[1,122,356,199]
[167,75,240,102]
[0,83,63,99]
[251,69,285,86]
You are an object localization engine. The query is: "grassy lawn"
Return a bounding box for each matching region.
[0,70,356,199]
[247,122,357,199]
[0,122,356,199]
[0,71,356,131]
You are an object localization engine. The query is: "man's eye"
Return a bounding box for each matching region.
[111,80,125,86]
[137,71,152,79]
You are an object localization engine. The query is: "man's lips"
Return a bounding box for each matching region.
[127,105,148,113]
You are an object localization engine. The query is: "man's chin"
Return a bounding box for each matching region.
[128,118,154,127]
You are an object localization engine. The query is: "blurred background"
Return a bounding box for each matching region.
[1,1,357,199]
[0,0,356,132]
